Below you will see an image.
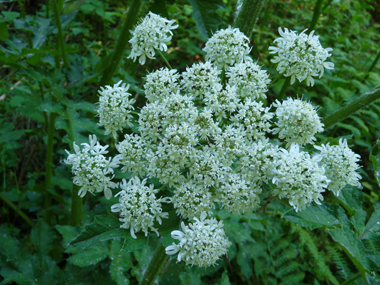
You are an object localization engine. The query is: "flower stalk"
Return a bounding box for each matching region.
[158,50,172,70]
[98,0,142,90]
[0,192,34,227]
[138,240,169,285]
[322,87,380,129]
[233,0,267,38]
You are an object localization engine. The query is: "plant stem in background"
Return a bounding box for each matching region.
[98,0,142,93]
[322,87,380,129]
[70,185,82,226]
[365,50,380,79]
[233,0,267,38]
[0,192,34,227]
[158,50,172,70]
[44,112,56,225]
[308,0,324,32]
[278,77,290,99]
[52,0,68,68]
[138,240,169,285]
[46,0,50,18]
[221,67,226,87]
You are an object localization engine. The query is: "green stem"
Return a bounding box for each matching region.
[279,77,291,99]
[71,185,82,226]
[221,67,226,87]
[158,50,172,70]
[322,87,380,129]
[98,0,142,91]
[52,0,68,68]
[365,50,380,79]
[44,112,56,225]
[0,192,34,227]
[139,240,169,285]
[46,0,50,18]
[308,0,324,32]
[233,0,267,38]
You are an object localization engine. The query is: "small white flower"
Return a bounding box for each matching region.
[128,12,178,65]
[165,212,231,267]
[269,28,334,86]
[272,98,324,146]
[203,26,252,69]
[64,135,119,199]
[111,177,171,238]
[272,143,329,212]
[181,61,221,98]
[314,139,362,196]
[226,61,271,100]
[144,67,180,103]
[97,81,135,139]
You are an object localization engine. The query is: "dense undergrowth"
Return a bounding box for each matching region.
[0,0,380,284]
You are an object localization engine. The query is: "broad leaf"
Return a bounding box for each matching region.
[188,0,224,40]
[68,244,108,267]
[370,140,380,186]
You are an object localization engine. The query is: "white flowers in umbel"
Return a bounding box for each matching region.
[128,12,178,65]
[97,81,135,139]
[269,28,334,86]
[203,26,252,69]
[165,212,231,267]
[64,135,119,199]
[314,139,362,196]
[111,177,171,239]
[64,15,364,269]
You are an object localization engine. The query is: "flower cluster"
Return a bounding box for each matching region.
[128,12,178,65]
[111,177,171,238]
[203,26,252,69]
[165,212,231,267]
[64,135,119,199]
[97,80,135,139]
[269,28,334,86]
[272,144,329,212]
[314,139,362,196]
[272,98,324,146]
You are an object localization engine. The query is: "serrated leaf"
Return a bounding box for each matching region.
[224,219,255,243]
[30,220,57,256]
[362,200,380,236]
[283,203,344,230]
[55,225,80,249]
[188,0,224,40]
[110,239,132,285]
[68,244,108,267]
[370,141,380,186]
[327,227,370,273]
[237,245,252,279]
[70,214,126,249]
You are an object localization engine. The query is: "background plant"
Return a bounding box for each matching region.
[0,0,379,284]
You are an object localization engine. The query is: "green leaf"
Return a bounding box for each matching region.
[362,200,380,237]
[187,0,224,39]
[327,227,370,273]
[30,220,57,256]
[219,270,231,285]
[55,225,80,249]
[237,244,253,279]
[370,140,380,186]
[68,244,108,267]
[223,219,255,243]
[110,239,132,285]
[70,213,126,249]
[283,203,345,230]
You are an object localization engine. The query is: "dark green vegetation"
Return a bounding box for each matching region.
[0,0,380,284]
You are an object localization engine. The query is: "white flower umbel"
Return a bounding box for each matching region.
[128,12,178,65]
[269,28,334,86]
[272,98,324,146]
[181,61,221,98]
[172,181,214,220]
[204,84,240,120]
[203,26,252,69]
[97,81,135,139]
[64,135,119,199]
[216,173,261,214]
[272,143,329,212]
[111,177,171,239]
[144,67,180,103]
[165,212,231,267]
[226,61,271,100]
[314,139,362,196]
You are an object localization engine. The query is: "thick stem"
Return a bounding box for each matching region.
[158,50,172,70]
[98,0,142,91]
[322,87,380,129]
[0,192,34,227]
[308,0,324,32]
[71,185,82,226]
[139,240,169,285]
[52,0,68,68]
[44,113,56,225]
[233,0,267,38]
[365,50,380,80]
